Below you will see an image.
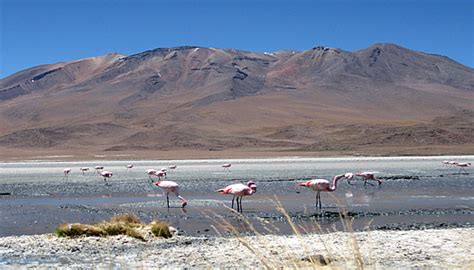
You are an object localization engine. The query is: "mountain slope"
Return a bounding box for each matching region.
[0,43,473,158]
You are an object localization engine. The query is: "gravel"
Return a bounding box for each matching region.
[0,228,473,269]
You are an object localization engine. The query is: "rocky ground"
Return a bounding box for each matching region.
[0,228,473,269]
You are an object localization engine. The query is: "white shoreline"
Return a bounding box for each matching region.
[1,154,474,165]
[1,228,473,269]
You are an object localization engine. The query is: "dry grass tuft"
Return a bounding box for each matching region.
[204,195,371,269]
[150,220,172,238]
[111,214,141,227]
[55,223,105,238]
[55,214,171,241]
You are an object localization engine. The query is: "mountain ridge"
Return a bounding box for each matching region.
[0,43,473,158]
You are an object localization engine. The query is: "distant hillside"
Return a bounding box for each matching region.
[0,43,473,158]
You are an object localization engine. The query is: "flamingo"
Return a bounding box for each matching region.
[79,167,89,175]
[146,169,166,180]
[355,171,382,186]
[448,161,458,167]
[100,170,113,185]
[160,168,168,175]
[152,180,187,208]
[126,164,134,171]
[216,181,257,212]
[94,166,104,174]
[63,168,71,180]
[156,169,167,179]
[222,163,231,171]
[168,165,177,173]
[147,169,158,177]
[455,162,471,173]
[296,175,345,209]
[342,173,355,185]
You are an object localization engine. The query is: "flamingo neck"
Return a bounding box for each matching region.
[329,175,342,191]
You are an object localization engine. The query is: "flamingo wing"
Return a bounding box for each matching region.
[217,183,247,195]
[156,181,178,188]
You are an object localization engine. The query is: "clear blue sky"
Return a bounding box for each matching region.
[1,0,473,78]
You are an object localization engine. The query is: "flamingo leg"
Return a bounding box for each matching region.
[315,191,318,209]
[318,191,322,209]
[231,195,235,209]
[239,197,243,212]
[166,192,170,208]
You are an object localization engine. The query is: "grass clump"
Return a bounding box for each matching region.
[55,214,173,241]
[55,223,105,237]
[96,222,145,241]
[56,214,146,241]
[110,214,141,227]
[150,220,172,238]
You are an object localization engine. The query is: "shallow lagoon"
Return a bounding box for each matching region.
[1,156,473,236]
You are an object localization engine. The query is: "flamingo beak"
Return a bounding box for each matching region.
[181,201,188,208]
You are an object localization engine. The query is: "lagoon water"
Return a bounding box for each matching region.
[1,156,473,236]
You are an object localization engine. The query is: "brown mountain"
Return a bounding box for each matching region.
[0,43,473,159]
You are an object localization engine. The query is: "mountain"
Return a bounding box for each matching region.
[0,43,473,159]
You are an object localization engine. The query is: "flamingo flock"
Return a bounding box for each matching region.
[441,160,471,173]
[57,159,470,211]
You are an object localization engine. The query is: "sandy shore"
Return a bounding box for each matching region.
[0,228,473,269]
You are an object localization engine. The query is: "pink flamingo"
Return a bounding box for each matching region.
[152,180,187,208]
[160,168,168,176]
[94,166,104,174]
[100,170,113,185]
[168,165,177,173]
[455,162,471,173]
[296,175,345,209]
[216,181,257,212]
[146,169,158,176]
[222,163,231,171]
[341,173,355,185]
[63,168,71,180]
[79,167,89,175]
[147,169,167,180]
[156,169,167,179]
[448,161,458,167]
[355,171,382,186]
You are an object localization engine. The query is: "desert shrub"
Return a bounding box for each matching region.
[151,220,172,238]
